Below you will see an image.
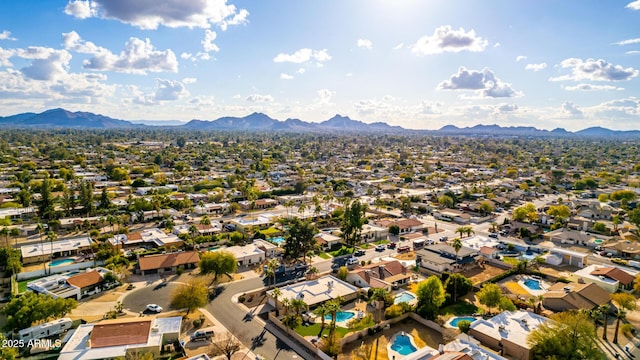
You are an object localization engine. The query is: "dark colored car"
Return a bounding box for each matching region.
[398,246,411,253]
[387,242,397,249]
[354,249,366,256]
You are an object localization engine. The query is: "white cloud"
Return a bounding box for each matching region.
[296,68,306,74]
[316,89,335,105]
[280,73,294,80]
[64,0,248,30]
[63,31,105,54]
[201,29,219,53]
[0,47,15,66]
[525,62,547,71]
[64,0,97,19]
[496,103,519,112]
[626,1,640,10]
[438,67,521,98]
[18,48,72,81]
[219,9,249,31]
[273,48,331,64]
[73,35,178,74]
[357,39,372,49]
[493,43,501,48]
[181,52,192,59]
[563,83,623,91]
[0,30,17,41]
[154,79,189,101]
[516,55,527,61]
[561,101,584,118]
[627,50,640,55]
[551,58,638,82]
[411,25,488,55]
[393,43,404,50]
[615,37,640,46]
[182,77,197,84]
[245,94,274,102]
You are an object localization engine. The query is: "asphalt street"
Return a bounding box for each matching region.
[122,281,178,314]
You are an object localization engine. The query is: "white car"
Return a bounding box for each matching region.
[375,244,386,251]
[146,304,163,313]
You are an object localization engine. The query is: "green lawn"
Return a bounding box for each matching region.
[295,323,351,338]
[328,246,353,257]
[501,257,519,266]
[18,280,28,293]
[439,301,480,316]
[373,239,390,245]
[318,252,332,259]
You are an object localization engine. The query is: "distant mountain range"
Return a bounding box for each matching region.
[1,108,640,138]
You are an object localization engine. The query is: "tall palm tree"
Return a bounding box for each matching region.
[47,231,57,275]
[264,267,275,290]
[281,298,291,316]
[36,222,46,272]
[600,303,610,341]
[272,287,282,316]
[10,228,20,247]
[266,258,280,289]
[325,298,342,338]
[455,227,466,238]
[313,304,329,337]
[291,298,308,317]
[611,293,637,344]
[0,227,8,248]
[370,288,389,323]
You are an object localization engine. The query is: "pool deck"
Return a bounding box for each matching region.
[517,276,549,296]
[387,331,423,360]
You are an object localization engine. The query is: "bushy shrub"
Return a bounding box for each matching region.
[385,304,405,319]
[193,319,202,328]
[238,295,246,303]
[457,320,472,334]
[622,323,635,336]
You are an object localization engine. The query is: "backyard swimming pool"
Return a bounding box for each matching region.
[390,333,417,356]
[49,258,75,267]
[269,236,285,245]
[523,278,542,290]
[394,292,416,304]
[324,311,355,322]
[448,316,478,328]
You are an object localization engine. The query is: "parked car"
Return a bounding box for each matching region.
[375,244,386,251]
[439,236,448,242]
[190,327,215,342]
[146,304,163,313]
[488,232,499,238]
[387,242,397,249]
[347,257,359,265]
[397,246,411,253]
[354,249,366,256]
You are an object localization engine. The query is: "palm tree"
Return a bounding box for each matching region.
[528,297,537,313]
[600,303,610,341]
[0,227,8,248]
[313,304,329,337]
[464,226,475,237]
[455,226,466,238]
[46,231,58,275]
[200,215,211,226]
[281,298,291,316]
[188,224,199,243]
[36,222,46,272]
[10,228,20,247]
[611,293,637,344]
[370,288,389,323]
[291,298,308,316]
[266,258,280,289]
[490,221,499,233]
[272,287,282,316]
[307,266,318,280]
[264,267,275,290]
[325,298,342,338]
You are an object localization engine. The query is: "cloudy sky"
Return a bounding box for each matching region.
[1,0,640,130]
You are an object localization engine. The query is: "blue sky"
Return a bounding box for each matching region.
[1,0,640,130]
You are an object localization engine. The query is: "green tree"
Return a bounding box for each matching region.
[272,287,282,317]
[600,303,610,341]
[340,200,367,248]
[547,205,571,225]
[389,224,400,237]
[592,222,606,233]
[416,276,446,320]
[498,296,516,311]
[512,203,538,222]
[611,292,637,344]
[628,208,640,237]
[38,177,56,220]
[0,333,18,359]
[438,194,454,209]
[1,292,77,331]
[337,266,348,281]
[313,304,329,336]
[370,288,391,323]
[478,201,494,216]
[170,278,208,315]
[284,217,317,263]
[528,310,606,360]
[443,273,473,303]
[200,251,238,286]
[477,283,502,314]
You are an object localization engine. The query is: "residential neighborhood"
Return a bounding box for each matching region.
[1,130,640,360]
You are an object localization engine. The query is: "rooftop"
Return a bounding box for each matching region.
[267,275,359,307]
[470,310,549,350]
[138,251,200,271]
[21,237,93,258]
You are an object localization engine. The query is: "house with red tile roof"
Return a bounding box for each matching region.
[137,251,200,275]
[347,260,411,291]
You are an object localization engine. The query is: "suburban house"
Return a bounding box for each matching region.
[469,310,550,360]
[314,232,342,251]
[544,228,595,246]
[27,268,112,300]
[137,251,200,276]
[544,247,589,268]
[239,198,277,210]
[266,275,359,309]
[570,264,637,293]
[229,213,277,233]
[376,218,424,234]
[252,239,281,259]
[415,244,478,274]
[360,223,389,243]
[193,202,230,215]
[432,209,471,224]
[59,317,182,360]
[108,228,183,251]
[21,237,94,265]
[346,260,411,291]
[219,243,265,267]
[173,223,221,237]
[603,239,640,259]
[542,282,611,312]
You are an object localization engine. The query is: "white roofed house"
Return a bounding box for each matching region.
[219,243,265,268]
[315,232,342,251]
[21,237,94,265]
[469,310,550,360]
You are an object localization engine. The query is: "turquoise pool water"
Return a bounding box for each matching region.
[394,292,416,304]
[325,311,355,322]
[270,236,285,244]
[449,316,477,327]
[49,258,75,267]
[524,278,542,290]
[390,334,417,355]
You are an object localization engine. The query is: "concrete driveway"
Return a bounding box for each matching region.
[122,282,179,314]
